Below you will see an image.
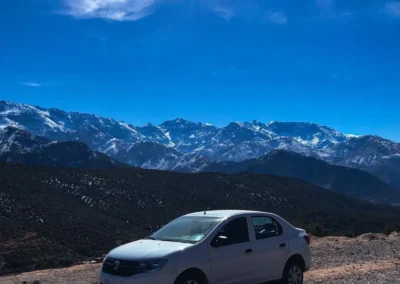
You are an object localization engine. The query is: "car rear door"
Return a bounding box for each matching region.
[250,216,289,282]
[208,216,256,284]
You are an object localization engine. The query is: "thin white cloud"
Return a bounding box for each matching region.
[266,11,288,24]
[20,82,42,87]
[385,1,400,17]
[212,5,235,21]
[64,0,156,21]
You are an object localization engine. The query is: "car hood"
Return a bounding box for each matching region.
[107,239,193,260]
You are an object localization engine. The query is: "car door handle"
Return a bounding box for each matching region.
[245,249,252,254]
[279,243,286,248]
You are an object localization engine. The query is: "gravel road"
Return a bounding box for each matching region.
[306,232,400,284]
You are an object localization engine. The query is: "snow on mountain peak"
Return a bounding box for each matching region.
[161,118,202,129]
[2,101,400,176]
[345,134,361,138]
[118,122,138,133]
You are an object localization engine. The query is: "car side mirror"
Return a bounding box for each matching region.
[212,235,229,247]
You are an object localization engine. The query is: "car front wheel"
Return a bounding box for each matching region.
[174,270,207,284]
[282,262,304,284]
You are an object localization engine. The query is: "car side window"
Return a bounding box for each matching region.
[211,217,249,247]
[252,216,283,240]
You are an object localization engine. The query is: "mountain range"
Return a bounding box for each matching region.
[1,100,400,191]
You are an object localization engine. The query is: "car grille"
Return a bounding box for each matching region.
[102,257,137,277]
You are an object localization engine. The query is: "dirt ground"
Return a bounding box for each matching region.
[1,232,400,284]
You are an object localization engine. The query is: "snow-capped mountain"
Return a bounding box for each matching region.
[267,121,349,149]
[0,100,144,151]
[115,142,182,170]
[135,123,174,147]
[0,101,348,161]
[327,135,400,167]
[323,135,400,189]
[0,127,123,168]
[159,118,218,153]
[169,152,211,173]
[0,125,49,155]
[1,100,400,188]
[214,136,317,162]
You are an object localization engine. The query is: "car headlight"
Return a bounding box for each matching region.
[135,259,168,274]
[102,255,108,265]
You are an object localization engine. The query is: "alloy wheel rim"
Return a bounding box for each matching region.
[288,265,302,284]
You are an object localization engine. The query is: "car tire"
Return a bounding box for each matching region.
[174,270,207,284]
[281,260,304,284]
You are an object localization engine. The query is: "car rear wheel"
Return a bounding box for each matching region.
[282,261,304,284]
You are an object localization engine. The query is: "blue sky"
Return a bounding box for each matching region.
[1,0,400,141]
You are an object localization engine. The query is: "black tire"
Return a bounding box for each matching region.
[174,270,207,284]
[281,260,304,284]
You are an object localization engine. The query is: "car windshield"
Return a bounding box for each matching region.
[150,216,223,244]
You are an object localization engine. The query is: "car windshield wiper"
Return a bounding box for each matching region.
[161,238,196,244]
[176,240,196,244]
[144,236,158,240]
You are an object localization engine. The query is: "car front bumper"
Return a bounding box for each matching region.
[99,270,176,284]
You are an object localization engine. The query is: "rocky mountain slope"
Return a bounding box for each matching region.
[325,135,400,190]
[104,141,182,169]
[203,150,400,205]
[1,162,400,275]
[1,100,400,188]
[0,127,123,169]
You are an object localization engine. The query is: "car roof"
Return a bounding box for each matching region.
[184,210,269,218]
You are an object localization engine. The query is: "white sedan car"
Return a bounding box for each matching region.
[100,210,311,284]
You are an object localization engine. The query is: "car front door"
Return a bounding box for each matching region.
[251,216,289,282]
[208,216,255,284]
